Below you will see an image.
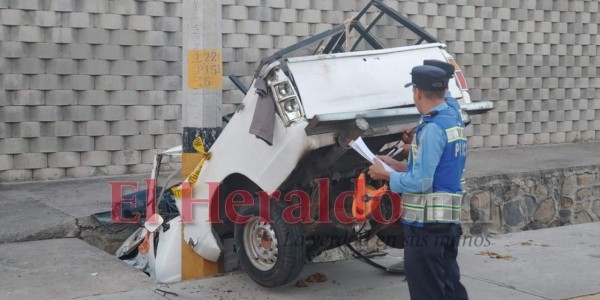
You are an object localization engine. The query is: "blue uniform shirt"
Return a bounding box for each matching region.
[416,91,461,123]
[444,91,461,112]
[390,102,450,194]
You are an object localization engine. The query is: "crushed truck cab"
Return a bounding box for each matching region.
[116,0,493,288]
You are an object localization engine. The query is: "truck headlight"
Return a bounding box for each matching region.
[275,82,294,98]
[270,80,305,125]
[283,99,298,113]
[279,97,303,122]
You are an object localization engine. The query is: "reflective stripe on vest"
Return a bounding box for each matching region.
[401,193,462,224]
[445,126,467,143]
[407,143,418,166]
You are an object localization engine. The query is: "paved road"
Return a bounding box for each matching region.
[1,223,599,300]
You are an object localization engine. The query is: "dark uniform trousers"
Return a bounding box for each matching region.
[404,223,469,300]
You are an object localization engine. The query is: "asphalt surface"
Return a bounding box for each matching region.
[0,223,599,300]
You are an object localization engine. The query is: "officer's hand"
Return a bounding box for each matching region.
[376,155,397,166]
[376,155,406,172]
[401,127,416,144]
[368,158,390,181]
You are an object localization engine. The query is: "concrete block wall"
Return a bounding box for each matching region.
[1,0,599,181]
[221,0,600,151]
[0,0,183,182]
[220,0,359,116]
[406,0,599,149]
[409,0,600,150]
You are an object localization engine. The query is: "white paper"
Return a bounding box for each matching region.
[349,137,396,172]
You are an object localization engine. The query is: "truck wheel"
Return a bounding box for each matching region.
[371,194,405,249]
[234,201,305,287]
[375,223,405,249]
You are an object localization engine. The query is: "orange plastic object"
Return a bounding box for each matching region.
[137,231,152,254]
[352,173,389,222]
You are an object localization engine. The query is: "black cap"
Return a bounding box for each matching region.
[404,65,447,91]
[424,59,455,79]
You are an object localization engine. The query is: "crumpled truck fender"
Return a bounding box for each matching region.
[176,84,315,262]
[154,216,183,283]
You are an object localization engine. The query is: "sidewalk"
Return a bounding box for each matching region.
[0,142,599,299]
[0,174,151,243]
[465,141,600,178]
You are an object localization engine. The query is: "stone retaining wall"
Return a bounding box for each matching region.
[464,165,600,235]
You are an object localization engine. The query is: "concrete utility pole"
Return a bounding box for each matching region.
[181,0,223,280]
[183,0,223,128]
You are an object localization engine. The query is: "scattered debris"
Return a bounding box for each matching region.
[477,251,513,260]
[306,272,328,283]
[355,250,387,259]
[89,273,98,276]
[506,240,550,248]
[155,289,179,297]
[295,280,308,287]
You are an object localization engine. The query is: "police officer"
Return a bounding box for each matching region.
[423,59,463,115]
[369,64,469,300]
[397,59,461,160]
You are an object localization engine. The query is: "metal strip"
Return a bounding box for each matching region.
[371,0,438,43]
[351,11,386,51]
[352,22,385,50]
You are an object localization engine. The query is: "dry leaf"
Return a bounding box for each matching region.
[306,272,328,283]
[477,251,512,260]
[295,280,308,287]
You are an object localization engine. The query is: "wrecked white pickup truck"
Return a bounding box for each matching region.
[114,0,493,288]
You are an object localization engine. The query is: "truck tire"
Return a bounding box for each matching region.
[234,201,305,287]
[371,194,405,249]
